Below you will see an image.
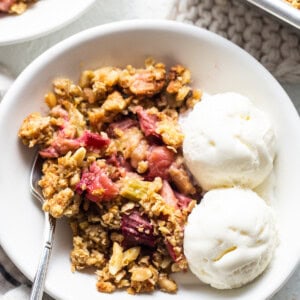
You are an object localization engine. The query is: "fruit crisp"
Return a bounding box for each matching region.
[18,58,202,294]
[0,0,37,14]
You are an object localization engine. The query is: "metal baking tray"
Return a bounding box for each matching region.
[245,0,300,29]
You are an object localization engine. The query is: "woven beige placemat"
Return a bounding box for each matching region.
[171,0,300,83]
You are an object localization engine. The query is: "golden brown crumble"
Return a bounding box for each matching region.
[18,58,202,294]
[0,0,37,14]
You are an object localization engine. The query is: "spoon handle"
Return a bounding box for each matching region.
[30,212,56,300]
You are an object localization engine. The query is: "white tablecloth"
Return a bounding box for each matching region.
[0,1,299,299]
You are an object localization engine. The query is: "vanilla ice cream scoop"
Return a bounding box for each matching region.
[184,188,277,289]
[181,93,276,191]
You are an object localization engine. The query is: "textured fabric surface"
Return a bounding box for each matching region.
[171,0,300,83]
[0,247,52,299]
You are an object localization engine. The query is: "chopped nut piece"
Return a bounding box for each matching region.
[96,281,116,293]
[130,267,152,281]
[158,274,177,293]
[122,247,141,266]
[109,242,123,276]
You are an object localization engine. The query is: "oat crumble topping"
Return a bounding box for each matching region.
[18,58,202,294]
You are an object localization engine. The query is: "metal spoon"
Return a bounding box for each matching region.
[29,153,56,300]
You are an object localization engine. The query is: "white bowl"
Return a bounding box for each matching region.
[0,20,299,300]
[0,0,96,45]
